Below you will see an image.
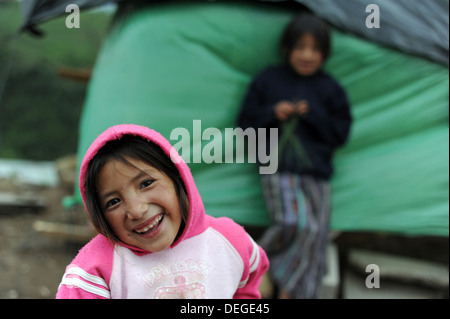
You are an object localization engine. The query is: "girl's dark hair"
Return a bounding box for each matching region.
[280,13,331,62]
[84,135,189,243]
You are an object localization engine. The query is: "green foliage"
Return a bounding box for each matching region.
[0,2,112,160]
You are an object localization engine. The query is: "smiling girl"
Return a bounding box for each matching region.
[56,124,268,299]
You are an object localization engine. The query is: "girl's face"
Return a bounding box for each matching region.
[97,157,183,252]
[288,33,324,76]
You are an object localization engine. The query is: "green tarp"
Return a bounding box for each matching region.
[73,2,449,236]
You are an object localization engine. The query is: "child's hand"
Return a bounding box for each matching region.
[275,101,296,121]
[295,100,309,116]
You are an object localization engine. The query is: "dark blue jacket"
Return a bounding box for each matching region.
[237,64,352,180]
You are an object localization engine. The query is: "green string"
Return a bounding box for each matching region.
[278,116,312,167]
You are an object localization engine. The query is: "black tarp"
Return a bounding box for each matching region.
[295,0,449,65]
[19,0,449,65]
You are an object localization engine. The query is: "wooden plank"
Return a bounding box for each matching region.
[58,67,91,82]
[0,192,46,213]
[33,220,94,244]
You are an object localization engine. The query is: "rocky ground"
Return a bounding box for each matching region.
[0,157,90,299]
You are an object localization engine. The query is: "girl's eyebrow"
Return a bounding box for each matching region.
[100,170,150,201]
[131,170,150,182]
[101,190,117,202]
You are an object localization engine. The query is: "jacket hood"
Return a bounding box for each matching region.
[79,124,207,255]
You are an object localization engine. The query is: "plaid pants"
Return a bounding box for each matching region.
[259,173,331,299]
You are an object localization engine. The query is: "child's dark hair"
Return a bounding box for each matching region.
[280,13,331,62]
[84,135,189,243]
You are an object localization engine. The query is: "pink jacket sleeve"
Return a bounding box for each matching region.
[56,235,114,299]
[234,243,269,299]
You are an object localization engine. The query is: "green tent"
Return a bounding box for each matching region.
[64,1,448,236]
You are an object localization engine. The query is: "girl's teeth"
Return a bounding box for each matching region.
[136,214,163,233]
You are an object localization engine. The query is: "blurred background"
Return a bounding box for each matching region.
[0,0,448,299]
[0,0,112,299]
[0,1,110,161]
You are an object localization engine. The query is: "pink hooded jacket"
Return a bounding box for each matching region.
[56,124,269,299]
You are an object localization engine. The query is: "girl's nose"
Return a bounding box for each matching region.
[126,199,148,220]
[302,48,314,59]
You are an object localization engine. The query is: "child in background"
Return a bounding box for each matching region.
[237,13,352,298]
[56,124,268,299]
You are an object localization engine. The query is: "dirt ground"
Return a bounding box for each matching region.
[0,177,90,299]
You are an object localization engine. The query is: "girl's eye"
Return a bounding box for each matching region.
[105,198,120,209]
[140,179,154,189]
